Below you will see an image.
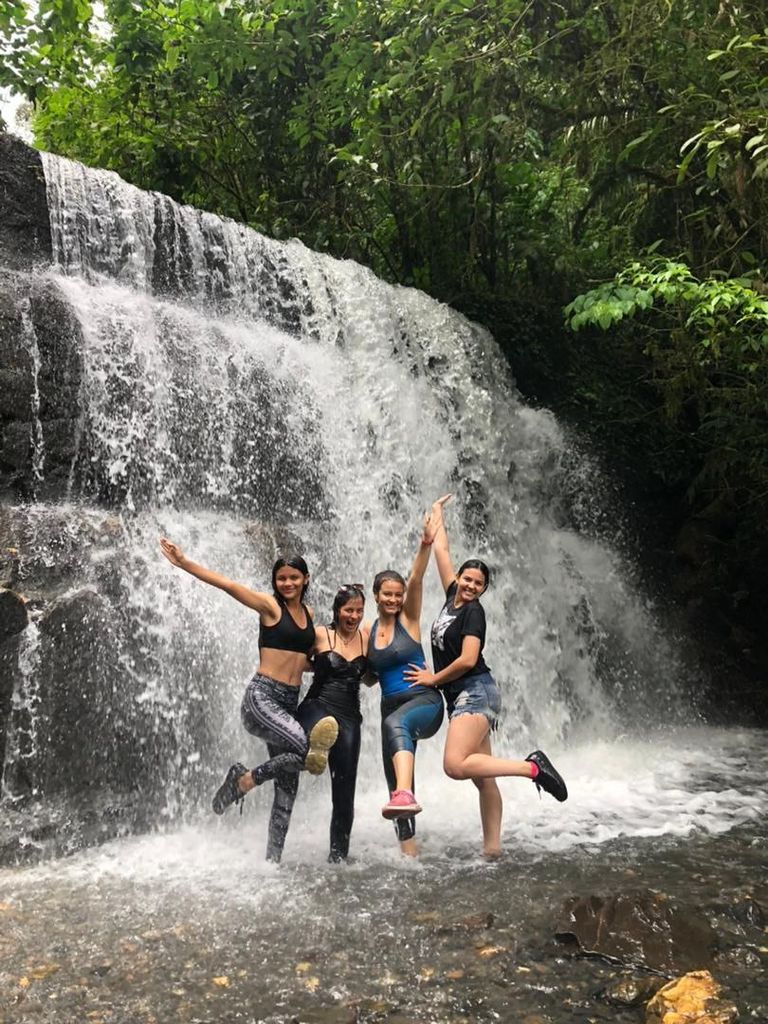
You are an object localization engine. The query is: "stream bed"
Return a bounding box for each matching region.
[2,726,766,1024]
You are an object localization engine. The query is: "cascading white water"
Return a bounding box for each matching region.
[4,149,728,860]
[1,619,41,804]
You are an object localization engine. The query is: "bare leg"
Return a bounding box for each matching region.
[400,838,418,857]
[444,713,534,781]
[392,749,416,792]
[473,734,502,857]
[239,772,256,794]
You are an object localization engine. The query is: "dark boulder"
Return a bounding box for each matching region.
[0,133,51,271]
[555,892,717,973]
[0,272,85,501]
[0,587,28,643]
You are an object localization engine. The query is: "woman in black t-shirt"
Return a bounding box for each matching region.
[404,496,567,857]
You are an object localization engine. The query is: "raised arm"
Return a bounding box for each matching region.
[430,494,455,591]
[159,537,280,619]
[400,518,433,626]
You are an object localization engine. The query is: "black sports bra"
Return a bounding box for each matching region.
[259,603,315,654]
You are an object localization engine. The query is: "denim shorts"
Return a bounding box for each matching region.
[444,672,502,727]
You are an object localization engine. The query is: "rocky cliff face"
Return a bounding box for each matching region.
[0,133,51,272]
[0,137,167,860]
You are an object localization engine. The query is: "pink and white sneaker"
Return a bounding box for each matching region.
[382,789,422,819]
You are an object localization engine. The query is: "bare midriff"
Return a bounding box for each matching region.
[256,648,308,686]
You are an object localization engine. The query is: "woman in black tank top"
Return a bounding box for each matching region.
[297,584,370,861]
[160,539,339,862]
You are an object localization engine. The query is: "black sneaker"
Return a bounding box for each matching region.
[525,750,568,802]
[212,762,248,815]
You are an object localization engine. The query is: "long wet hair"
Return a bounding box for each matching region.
[372,569,406,596]
[271,555,310,605]
[331,584,365,629]
[457,558,491,595]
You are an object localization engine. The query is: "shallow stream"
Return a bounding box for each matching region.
[3,726,766,1023]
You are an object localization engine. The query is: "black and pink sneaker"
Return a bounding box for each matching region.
[525,750,568,802]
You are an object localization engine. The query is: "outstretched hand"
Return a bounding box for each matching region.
[431,493,453,518]
[404,661,437,687]
[159,537,185,568]
[421,493,453,544]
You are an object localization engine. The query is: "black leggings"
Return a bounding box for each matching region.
[381,687,444,842]
[240,674,309,863]
[297,699,361,862]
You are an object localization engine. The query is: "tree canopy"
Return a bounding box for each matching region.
[3,0,768,671]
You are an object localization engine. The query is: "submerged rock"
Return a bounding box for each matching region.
[599,974,665,1007]
[555,892,716,973]
[645,969,738,1024]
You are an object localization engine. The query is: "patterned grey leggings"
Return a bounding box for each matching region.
[241,674,310,862]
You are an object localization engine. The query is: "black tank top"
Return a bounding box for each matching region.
[259,603,315,654]
[305,628,366,722]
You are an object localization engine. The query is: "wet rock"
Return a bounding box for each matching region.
[729,896,764,928]
[0,272,86,500]
[28,277,86,500]
[599,974,665,1007]
[0,628,24,774]
[243,522,307,564]
[0,133,52,272]
[0,587,28,642]
[713,945,763,969]
[645,970,738,1024]
[287,1009,356,1024]
[436,912,495,934]
[555,892,716,973]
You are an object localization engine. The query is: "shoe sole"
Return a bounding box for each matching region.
[304,716,339,775]
[382,802,422,820]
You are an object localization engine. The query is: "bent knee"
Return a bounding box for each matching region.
[443,757,469,781]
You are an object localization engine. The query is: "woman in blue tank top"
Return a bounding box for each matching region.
[368,517,444,857]
[159,539,338,862]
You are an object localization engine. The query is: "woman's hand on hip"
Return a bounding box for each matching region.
[404,662,437,687]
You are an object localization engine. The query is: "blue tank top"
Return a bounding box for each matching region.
[367,618,426,697]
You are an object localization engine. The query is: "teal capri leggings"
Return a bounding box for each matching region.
[380,686,444,842]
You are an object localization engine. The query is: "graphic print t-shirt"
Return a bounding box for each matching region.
[431,582,489,678]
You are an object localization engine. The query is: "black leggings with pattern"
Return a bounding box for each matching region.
[240,674,309,863]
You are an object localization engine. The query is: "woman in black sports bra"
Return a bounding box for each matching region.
[160,539,339,862]
[297,584,370,862]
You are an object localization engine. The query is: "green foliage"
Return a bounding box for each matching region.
[566,258,768,542]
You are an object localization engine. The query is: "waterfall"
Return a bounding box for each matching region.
[0,150,697,857]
